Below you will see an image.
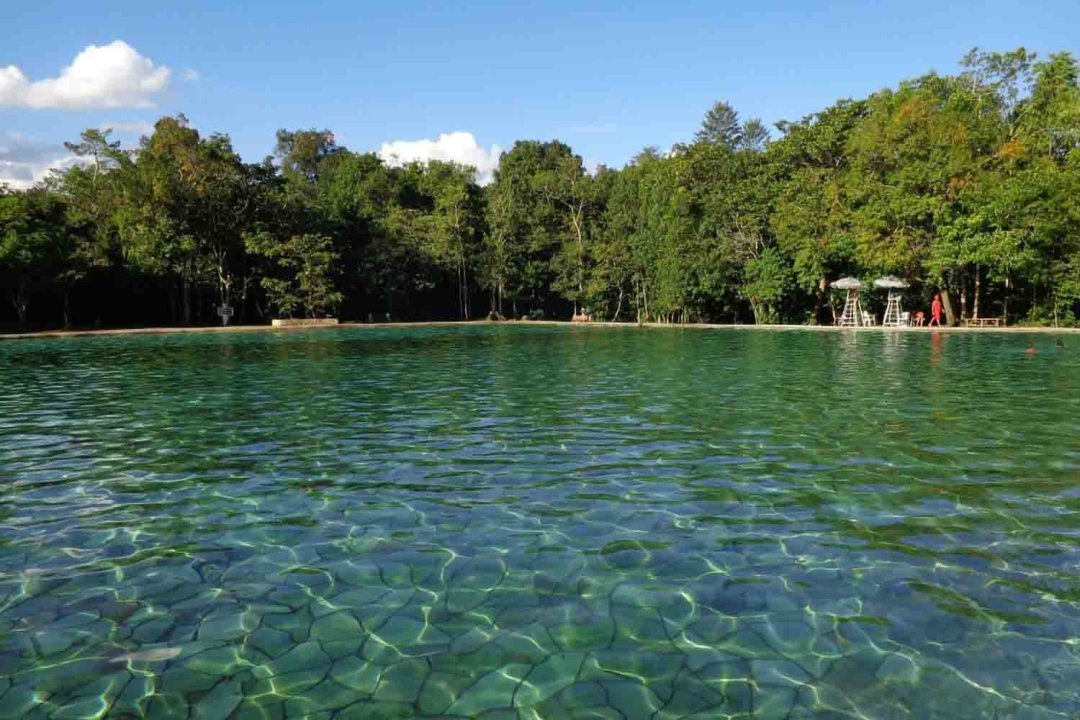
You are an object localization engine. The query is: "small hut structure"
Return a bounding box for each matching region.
[874,277,910,326]
[832,277,863,327]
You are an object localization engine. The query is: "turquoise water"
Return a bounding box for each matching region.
[0,326,1077,719]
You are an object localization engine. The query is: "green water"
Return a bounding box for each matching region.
[0,326,1077,719]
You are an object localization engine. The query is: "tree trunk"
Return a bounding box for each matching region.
[217,257,232,325]
[458,259,466,320]
[635,275,642,323]
[1003,275,1010,325]
[941,289,957,326]
[182,275,193,325]
[814,279,827,325]
[10,283,29,331]
[572,206,585,308]
[169,281,179,324]
[612,285,624,322]
[460,258,470,320]
[62,288,71,329]
[238,275,251,323]
[973,264,981,320]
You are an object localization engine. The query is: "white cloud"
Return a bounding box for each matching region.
[0,132,81,189]
[378,131,502,184]
[101,120,155,137]
[182,68,200,82]
[0,41,170,110]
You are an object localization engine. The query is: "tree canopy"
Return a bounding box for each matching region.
[2,48,1078,330]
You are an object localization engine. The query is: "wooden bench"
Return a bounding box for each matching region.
[963,317,1001,327]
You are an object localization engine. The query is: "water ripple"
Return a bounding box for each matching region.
[0,326,1077,719]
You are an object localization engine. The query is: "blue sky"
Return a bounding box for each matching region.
[2,0,1078,186]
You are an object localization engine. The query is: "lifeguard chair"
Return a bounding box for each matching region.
[874,277,910,326]
[832,277,864,327]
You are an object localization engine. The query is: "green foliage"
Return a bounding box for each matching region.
[741,247,792,324]
[740,119,771,152]
[245,232,343,318]
[696,101,742,148]
[695,101,771,153]
[484,140,583,315]
[275,129,339,185]
[0,189,71,328]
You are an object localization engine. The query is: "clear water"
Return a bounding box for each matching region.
[1,326,1077,719]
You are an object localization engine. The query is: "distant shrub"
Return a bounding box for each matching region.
[1023,305,1077,327]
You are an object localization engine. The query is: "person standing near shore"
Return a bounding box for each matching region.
[928,294,943,327]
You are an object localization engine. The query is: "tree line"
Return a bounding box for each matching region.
[2,48,1078,331]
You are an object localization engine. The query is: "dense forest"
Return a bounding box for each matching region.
[2,48,1078,331]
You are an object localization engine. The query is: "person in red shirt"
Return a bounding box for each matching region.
[928,294,943,327]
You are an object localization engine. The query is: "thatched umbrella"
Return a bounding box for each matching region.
[873,276,908,289]
[832,277,862,290]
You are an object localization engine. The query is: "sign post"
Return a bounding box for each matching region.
[217,304,234,327]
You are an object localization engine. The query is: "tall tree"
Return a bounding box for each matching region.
[245,232,343,318]
[484,140,576,316]
[53,129,130,326]
[538,151,593,315]
[0,189,70,329]
[421,161,482,319]
[769,100,866,323]
[739,118,770,152]
[696,101,742,148]
[275,129,339,185]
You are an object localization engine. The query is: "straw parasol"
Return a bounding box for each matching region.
[831,277,862,290]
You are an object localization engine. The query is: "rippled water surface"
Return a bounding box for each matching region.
[1,326,1078,719]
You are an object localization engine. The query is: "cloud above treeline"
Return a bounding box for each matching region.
[0,41,170,110]
[102,120,156,137]
[0,122,150,189]
[0,132,82,189]
[378,132,502,184]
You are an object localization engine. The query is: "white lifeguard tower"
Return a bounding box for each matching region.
[874,277,909,326]
[832,277,864,327]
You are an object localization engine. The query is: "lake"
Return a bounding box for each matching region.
[0,326,1077,719]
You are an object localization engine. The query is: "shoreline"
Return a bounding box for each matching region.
[2,319,1079,342]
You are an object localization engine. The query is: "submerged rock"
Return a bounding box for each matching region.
[110,646,183,663]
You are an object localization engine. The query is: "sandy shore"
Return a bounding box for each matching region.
[2,319,1078,341]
